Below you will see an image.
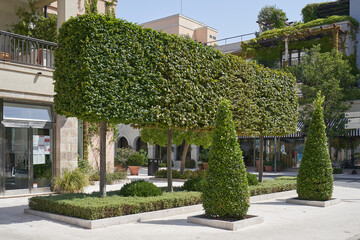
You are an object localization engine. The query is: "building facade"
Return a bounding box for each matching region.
[215,0,360,170]
[0,0,117,196]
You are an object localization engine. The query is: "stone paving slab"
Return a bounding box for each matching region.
[1,186,360,240]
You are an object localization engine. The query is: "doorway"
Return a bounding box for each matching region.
[4,127,53,191]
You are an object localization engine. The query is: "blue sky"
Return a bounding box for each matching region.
[116,0,325,43]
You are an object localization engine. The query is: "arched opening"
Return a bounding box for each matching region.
[117,137,129,148]
[136,137,148,153]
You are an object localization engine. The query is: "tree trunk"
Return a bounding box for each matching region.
[180,141,189,174]
[258,135,264,183]
[99,121,107,197]
[167,129,173,192]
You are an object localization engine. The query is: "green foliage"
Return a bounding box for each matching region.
[249,179,296,196]
[257,5,287,32]
[128,152,146,166]
[241,15,359,67]
[294,45,358,137]
[185,159,196,168]
[54,14,226,129]
[155,169,205,179]
[183,177,205,191]
[10,0,57,42]
[301,3,321,23]
[199,148,210,162]
[53,168,89,193]
[140,128,212,149]
[119,180,162,197]
[202,100,250,219]
[115,147,137,167]
[275,176,297,181]
[29,191,201,220]
[302,1,351,23]
[247,172,259,186]
[106,170,127,184]
[297,93,334,201]
[248,63,299,136]
[78,157,92,173]
[332,167,343,174]
[258,15,359,40]
[89,170,100,182]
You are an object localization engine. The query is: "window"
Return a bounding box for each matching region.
[281,49,305,67]
[3,102,53,122]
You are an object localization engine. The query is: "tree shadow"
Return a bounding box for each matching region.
[140,218,207,228]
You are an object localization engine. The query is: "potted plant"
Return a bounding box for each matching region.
[198,162,204,170]
[199,148,210,170]
[115,147,137,171]
[128,152,146,175]
[264,160,273,172]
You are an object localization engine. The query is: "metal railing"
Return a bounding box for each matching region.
[0,30,57,69]
[205,32,256,46]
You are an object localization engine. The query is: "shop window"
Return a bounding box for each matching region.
[3,102,52,122]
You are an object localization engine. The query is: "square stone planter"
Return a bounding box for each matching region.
[286,197,341,207]
[187,214,263,231]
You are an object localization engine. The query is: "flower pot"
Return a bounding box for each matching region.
[115,165,127,172]
[202,162,208,170]
[0,52,10,61]
[264,165,273,172]
[198,164,204,170]
[128,166,141,175]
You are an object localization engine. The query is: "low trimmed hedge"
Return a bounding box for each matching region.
[155,169,205,179]
[119,180,162,197]
[29,179,296,220]
[249,180,296,196]
[29,191,201,220]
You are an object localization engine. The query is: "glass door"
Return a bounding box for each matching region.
[4,128,30,190]
[32,129,53,188]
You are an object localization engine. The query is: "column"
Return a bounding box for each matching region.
[191,145,200,164]
[55,116,78,175]
[57,0,78,30]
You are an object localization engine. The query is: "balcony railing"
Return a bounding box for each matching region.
[0,30,56,69]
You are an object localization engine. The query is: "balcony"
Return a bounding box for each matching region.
[0,30,56,69]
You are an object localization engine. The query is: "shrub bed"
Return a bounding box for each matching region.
[29,191,201,220]
[155,169,205,179]
[119,180,162,197]
[249,179,296,196]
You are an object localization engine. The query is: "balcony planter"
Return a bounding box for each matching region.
[0,52,10,60]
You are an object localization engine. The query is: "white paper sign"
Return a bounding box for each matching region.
[33,135,49,164]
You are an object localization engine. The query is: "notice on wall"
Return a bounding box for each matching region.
[33,135,50,165]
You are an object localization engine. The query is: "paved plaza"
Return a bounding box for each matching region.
[0,182,359,240]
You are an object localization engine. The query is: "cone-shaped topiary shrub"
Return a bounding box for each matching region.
[297,92,333,201]
[201,100,250,219]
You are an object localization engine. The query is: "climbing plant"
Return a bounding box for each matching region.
[10,0,57,42]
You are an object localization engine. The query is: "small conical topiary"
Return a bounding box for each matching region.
[297,92,333,201]
[202,99,249,219]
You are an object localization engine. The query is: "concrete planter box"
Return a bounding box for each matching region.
[286,197,341,207]
[187,214,264,231]
[25,204,203,229]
